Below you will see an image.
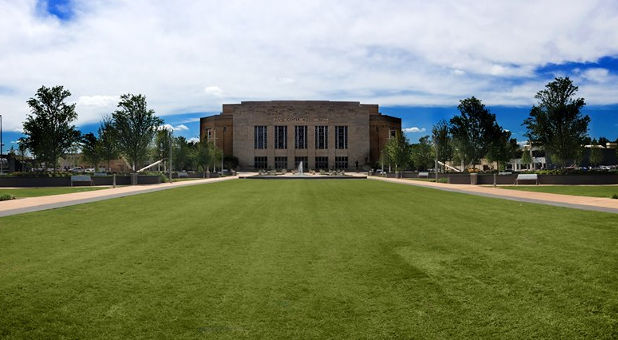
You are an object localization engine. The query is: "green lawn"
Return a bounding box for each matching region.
[172,177,203,182]
[0,186,104,198]
[499,185,618,198]
[0,180,616,338]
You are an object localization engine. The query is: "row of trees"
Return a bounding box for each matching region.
[383,77,598,173]
[19,85,223,174]
[382,96,517,173]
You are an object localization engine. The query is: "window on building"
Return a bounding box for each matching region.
[294,156,308,170]
[389,129,397,139]
[275,126,287,149]
[334,156,348,169]
[254,126,267,149]
[254,156,268,169]
[206,128,213,140]
[275,156,287,169]
[315,126,328,149]
[295,125,307,149]
[335,126,348,149]
[315,156,329,169]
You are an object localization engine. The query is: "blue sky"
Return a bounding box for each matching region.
[1,0,618,151]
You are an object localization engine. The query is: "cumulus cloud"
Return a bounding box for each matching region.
[159,123,189,132]
[403,127,426,133]
[1,0,618,131]
[187,137,200,143]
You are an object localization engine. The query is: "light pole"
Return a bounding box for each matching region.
[434,138,438,182]
[168,130,173,183]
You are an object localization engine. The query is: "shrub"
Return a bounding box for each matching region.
[0,194,15,201]
[611,194,618,199]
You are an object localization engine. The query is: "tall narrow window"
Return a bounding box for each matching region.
[274,126,287,149]
[315,156,329,169]
[254,157,267,169]
[295,125,307,149]
[275,156,287,169]
[389,129,397,139]
[335,156,348,169]
[254,126,267,149]
[335,126,348,149]
[315,126,328,149]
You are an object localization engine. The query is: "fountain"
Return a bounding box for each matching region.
[294,161,306,177]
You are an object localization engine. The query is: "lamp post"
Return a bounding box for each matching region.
[168,130,173,183]
[434,138,438,182]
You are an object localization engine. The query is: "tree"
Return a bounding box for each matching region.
[486,130,519,171]
[196,140,214,177]
[409,135,434,171]
[154,129,173,171]
[111,94,162,171]
[449,97,502,170]
[523,77,589,168]
[384,131,410,176]
[81,133,102,170]
[589,147,604,167]
[98,116,119,172]
[173,136,193,171]
[521,148,533,170]
[22,85,81,170]
[432,120,453,172]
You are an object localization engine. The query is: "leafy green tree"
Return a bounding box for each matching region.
[521,148,533,170]
[409,135,434,171]
[223,155,239,170]
[98,116,119,172]
[384,131,410,176]
[112,94,162,171]
[154,129,173,171]
[196,140,214,177]
[486,130,519,171]
[449,97,501,170]
[22,85,81,170]
[173,136,196,171]
[431,120,453,172]
[523,77,590,168]
[81,133,102,170]
[589,147,604,167]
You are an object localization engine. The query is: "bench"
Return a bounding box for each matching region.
[515,173,538,185]
[418,172,429,178]
[71,175,93,186]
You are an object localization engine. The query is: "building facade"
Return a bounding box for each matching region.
[200,101,400,170]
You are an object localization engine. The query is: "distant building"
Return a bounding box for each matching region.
[200,101,401,170]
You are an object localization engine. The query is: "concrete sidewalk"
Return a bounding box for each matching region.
[0,176,236,217]
[370,176,618,214]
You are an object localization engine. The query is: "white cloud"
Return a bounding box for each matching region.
[1,0,618,131]
[403,127,426,133]
[204,86,223,97]
[158,123,189,132]
[187,137,200,143]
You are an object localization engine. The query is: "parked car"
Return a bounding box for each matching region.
[85,168,95,173]
[70,167,84,173]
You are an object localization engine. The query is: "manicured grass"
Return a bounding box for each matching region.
[0,186,104,198]
[172,177,203,182]
[499,185,618,198]
[0,180,616,338]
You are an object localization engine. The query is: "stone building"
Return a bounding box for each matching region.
[200,101,401,170]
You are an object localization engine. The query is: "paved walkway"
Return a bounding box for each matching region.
[0,176,236,217]
[370,176,618,214]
